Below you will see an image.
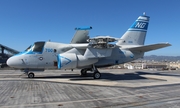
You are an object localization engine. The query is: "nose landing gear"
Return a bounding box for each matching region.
[28,72,35,78]
[24,71,35,78]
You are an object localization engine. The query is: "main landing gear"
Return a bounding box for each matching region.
[93,71,101,79]
[80,65,101,79]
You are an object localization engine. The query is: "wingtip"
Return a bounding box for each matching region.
[74,26,92,30]
[165,42,172,46]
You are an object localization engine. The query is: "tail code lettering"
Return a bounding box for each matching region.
[135,22,146,28]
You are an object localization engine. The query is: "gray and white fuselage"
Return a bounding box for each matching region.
[7,42,143,69]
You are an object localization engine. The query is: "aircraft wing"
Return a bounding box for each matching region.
[127,43,171,52]
[70,26,92,44]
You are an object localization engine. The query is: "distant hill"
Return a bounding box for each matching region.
[143,55,180,62]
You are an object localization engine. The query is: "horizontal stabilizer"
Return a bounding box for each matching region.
[127,43,171,52]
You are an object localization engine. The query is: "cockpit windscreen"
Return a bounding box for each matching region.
[25,45,32,52]
[25,42,45,52]
[32,42,45,52]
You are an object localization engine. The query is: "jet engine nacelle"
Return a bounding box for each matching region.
[57,53,98,69]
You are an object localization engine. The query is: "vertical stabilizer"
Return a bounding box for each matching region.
[116,13,150,45]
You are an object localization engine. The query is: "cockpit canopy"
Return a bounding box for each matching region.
[25,42,45,53]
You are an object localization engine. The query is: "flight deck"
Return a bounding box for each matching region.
[0,69,180,108]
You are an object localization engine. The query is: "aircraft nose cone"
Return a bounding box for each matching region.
[7,57,16,67]
[7,56,23,68]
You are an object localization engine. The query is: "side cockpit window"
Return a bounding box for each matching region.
[32,42,45,52]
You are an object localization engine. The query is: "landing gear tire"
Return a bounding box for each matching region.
[81,69,87,76]
[28,72,34,78]
[93,71,101,79]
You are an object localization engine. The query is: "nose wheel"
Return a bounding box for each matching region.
[28,72,35,78]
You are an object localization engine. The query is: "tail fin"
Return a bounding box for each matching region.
[116,13,150,45]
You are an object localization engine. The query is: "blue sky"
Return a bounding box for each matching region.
[0,0,179,56]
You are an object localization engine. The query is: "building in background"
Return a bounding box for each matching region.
[0,44,19,68]
[169,62,180,70]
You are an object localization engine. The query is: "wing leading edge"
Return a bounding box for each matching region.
[127,43,171,52]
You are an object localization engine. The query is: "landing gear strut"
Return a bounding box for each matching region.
[92,65,101,79]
